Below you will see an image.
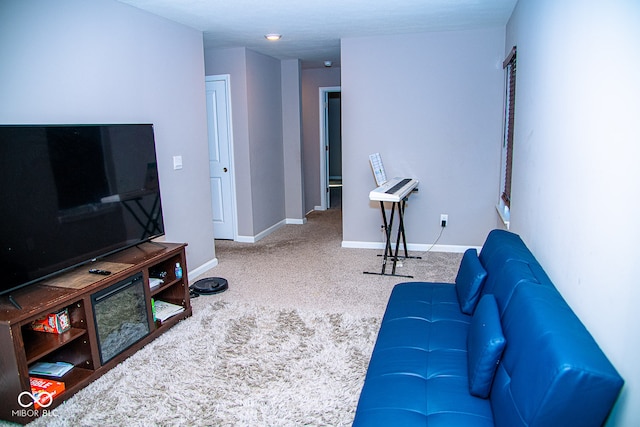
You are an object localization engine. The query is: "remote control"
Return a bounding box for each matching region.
[88,268,111,275]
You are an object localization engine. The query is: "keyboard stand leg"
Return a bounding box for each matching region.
[391,202,403,275]
[391,200,422,275]
[381,201,394,275]
[364,201,413,278]
[395,199,422,262]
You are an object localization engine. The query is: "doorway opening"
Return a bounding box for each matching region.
[319,86,342,211]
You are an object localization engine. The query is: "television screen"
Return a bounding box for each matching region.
[0,124,164,296]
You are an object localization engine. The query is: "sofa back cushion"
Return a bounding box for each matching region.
[478,230,537,293]
[490,283,624,427]
[467,294,506,398]
[478,230,532,266]
[482,259,551,318]
[455,248,487,314]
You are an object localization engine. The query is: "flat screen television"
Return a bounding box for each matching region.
[0,124,164,300]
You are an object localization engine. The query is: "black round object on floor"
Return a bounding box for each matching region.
[190,277,228,295]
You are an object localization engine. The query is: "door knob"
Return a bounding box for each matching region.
[223,167,228,172]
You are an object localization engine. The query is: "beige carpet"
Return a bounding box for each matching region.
[7,208,463,427]
[200,208,462,318]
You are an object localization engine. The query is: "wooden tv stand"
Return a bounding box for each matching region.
[0,242,192,424]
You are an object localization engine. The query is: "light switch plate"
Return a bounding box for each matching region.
[173,155,183,170]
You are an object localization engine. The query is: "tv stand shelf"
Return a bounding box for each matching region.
[23,327,87,363]
[0,242,191,424]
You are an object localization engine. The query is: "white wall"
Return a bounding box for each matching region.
[341,28,506,249]
[506,1,640,425]
[0,0,215,272]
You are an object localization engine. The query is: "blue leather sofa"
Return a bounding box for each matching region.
[353,229,623,427]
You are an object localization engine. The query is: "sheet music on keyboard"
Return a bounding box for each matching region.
[369,153,387,187]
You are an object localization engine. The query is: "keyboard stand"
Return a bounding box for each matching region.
[364,191,421,278]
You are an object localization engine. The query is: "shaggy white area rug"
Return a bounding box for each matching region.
[25,300,380,427]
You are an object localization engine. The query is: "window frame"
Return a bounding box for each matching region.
[497,46,517,228]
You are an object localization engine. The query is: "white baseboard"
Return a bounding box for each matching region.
[341,241,382,250]
[189,257,219,281]
[341,241,480,253]
[286,217,307,225]
[236,219,287,243]
[235,218,305,243]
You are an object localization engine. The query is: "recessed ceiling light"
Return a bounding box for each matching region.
[265,34,282,41]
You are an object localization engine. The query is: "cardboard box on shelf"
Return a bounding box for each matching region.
[31,308,71,334]
[29,377,65,409]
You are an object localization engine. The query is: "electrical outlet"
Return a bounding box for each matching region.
[440,214,448,227]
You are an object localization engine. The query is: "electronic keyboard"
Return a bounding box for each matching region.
[369,177,419,202]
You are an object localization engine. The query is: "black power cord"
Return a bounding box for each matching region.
[424,224,445,254]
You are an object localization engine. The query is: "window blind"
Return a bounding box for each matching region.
[502,47,517,207]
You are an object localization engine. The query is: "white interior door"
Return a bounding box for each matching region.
[206,76,235,240]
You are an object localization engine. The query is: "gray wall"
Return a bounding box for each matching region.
[506,1,640,424]
[0,0,215,271]
[205,54,341,233]
[205,48,291,239]
[204,48,254,238]
[246,50,285,235]
[281,60,305,222]
[341,28,506,249]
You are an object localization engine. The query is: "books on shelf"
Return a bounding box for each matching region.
[149,277,164,290]
[152,299,184,322]
[29,377,65,410]
[28,361,74,378]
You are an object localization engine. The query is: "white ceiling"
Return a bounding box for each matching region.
[117,0,517,68]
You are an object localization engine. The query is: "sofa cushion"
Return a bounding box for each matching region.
[467,294,506,398]
[455,248,487,314]
[354,282,493,426]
